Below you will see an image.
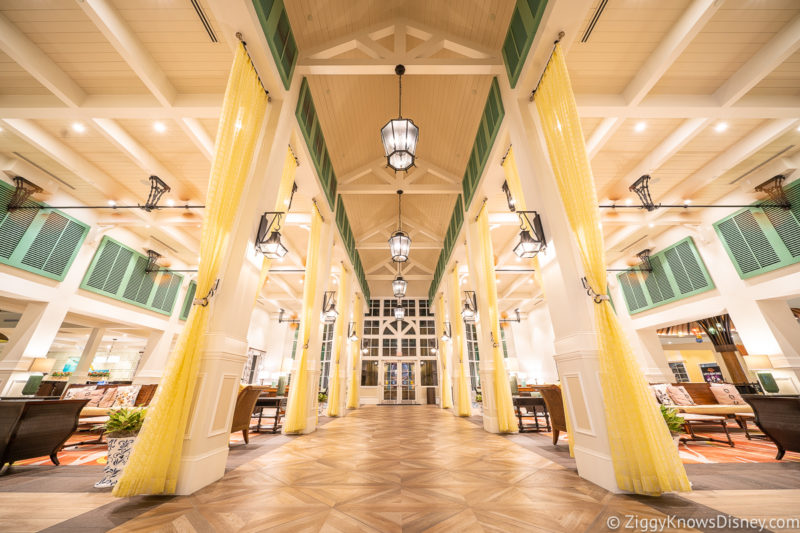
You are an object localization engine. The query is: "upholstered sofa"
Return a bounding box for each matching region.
[652,382,753,416]
[61,383,158,419]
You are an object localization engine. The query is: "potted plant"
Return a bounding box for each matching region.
[318,391,328,415]
[94,407,146,489]
[660,405,685,446]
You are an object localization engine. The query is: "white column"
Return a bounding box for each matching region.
[290,219,334,433]
[0,300,69,395]
[502,84,620,492]
[512,306,559,384]
[175,92,296,494]
[132,329,173,384]
[69,327,105,384]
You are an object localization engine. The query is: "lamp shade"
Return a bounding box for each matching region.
[381,118,419,171]
[392,275,407,298]
[28,357,55,373]
[388,230,411,262]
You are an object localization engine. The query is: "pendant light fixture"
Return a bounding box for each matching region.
[256,212,289,259]
[381,64,419,172]
[512,211,547,259]
[394,301,405,321]
[392,262,407,298]
[461,291,477,323]
[388,190,411,262]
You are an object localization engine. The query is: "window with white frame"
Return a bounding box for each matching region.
[465,322,480,390]
[319,323,334,390]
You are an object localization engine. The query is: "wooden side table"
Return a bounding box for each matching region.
[734,412,766,440]
[680,413,734,447]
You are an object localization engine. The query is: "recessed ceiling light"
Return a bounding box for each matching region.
[714,122,728,132]
[527,278,533,284]
[796,124,800,132]
[107,199,116,206]
[684,199,692,205]
[625,198,633,205]
[153,121,167,133]
[166,198,175,207]
[0,126,4,132]
[648,222,655,228]
[634,121,646,132]
[72,122,86,133]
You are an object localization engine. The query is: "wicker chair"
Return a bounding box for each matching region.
[230,386,268,444]
[538,385,568,446]
[743,395,800,460]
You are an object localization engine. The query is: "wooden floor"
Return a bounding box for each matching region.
[2,405,799,532]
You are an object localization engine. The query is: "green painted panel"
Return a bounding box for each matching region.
[462,78,504,209]
[296,78,337,210]
[180,280,197,321]
[713,179,800,279]
[80,236,183,316]
[502,0,548,89]
[0,181,89,281]
[251,0,297,90]
[334,195,370,302]
[617,237,715,315]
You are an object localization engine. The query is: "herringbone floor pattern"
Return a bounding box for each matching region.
[112,406,699,532]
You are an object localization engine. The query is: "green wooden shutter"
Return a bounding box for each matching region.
[81,236,183,316]
[334,195,370,302]
[295,78,338,210]
[251,0,297,90]
[502,0,549,88]
[462,79,504,209]
[617,237,714,315]
[0,181,89,281]
[713,179,800,279]
[180,280,197,321]
[429,195,465,303]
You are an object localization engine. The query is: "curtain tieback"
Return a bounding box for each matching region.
[193,279,220,307]
[581,277,609,304]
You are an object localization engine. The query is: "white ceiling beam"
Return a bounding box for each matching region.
[576,94,800,119]
[605,118,799,252]
[338,158,388,185]
[92,118,202,202]
[0,94,222,120]
[0,12,86,107]
[357,241,442,250]
[295,59,503,76]
[179,118,215,161]
[402,218,442,243]
[338,184,461,194]
[413,159,461,184]
[586,0,722,157]
[407,262,434,275]
[714,13,800,107]
[1,118,200,257]
[269,276,300,301]
[366,275,432,281]
[599,117,710,199]
[79,0,176,106]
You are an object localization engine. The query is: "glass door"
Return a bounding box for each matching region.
[401,361,415,402]
[383,362,398,402]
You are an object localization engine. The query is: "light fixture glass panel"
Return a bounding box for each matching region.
[394,306,405,320]
[258,231,288,259]
[392,275,407,298]
[512,230,543,259]
[388,230,411,262]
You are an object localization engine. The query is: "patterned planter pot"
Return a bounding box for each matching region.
[95,436,137,489]
[319,402,327,415]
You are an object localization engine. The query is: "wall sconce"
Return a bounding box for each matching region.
[502,180,516,212]
[142,175,171,212]
[440,321,452,342]
[256,212,288,259]
[461,291,477,323]
[322,291,338,323]
[278,308,300,324]
[513,211,547,259]
[348,322,358,342]
[8,176,43,210]
[145,249,162,273]
[499,308,521,324]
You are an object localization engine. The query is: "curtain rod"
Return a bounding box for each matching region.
[529,31,566,102]
[235,32,272,103]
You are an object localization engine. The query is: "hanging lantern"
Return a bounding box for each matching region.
[394,305,405,320]
[440,321,452,342]
[392,263,407,298]
[348,322,358,342]
[381,65,418,172]
[388,190,411,262]
[461,291,477,323]
[256,212,289,259]
[321,291,338,323]
[512,211,546,259]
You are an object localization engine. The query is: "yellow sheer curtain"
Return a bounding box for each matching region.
[284,207,323,433]
[326,265,350,417]
[255,149,298,301]
[535,44,690,495]
[447,264,471,416]
[114,43,268,496]
[475,208,517,433]
[346,295,363,409]
[502,148,575,455]
[435,294,453,409]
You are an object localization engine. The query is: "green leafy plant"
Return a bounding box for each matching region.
[99,408,147,438]
[474,393,482,403]
[318,392,328,404]
[660,405,685,435]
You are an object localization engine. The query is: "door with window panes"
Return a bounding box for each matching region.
[358,298,437,405]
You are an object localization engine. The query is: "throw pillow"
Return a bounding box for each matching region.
[111,385,142,408]
[651,383,673,405]
[710,383,745,405]
[97,387,118,408]
[63,385,97,400]
[85,388,107,407]
[666,385,696,406]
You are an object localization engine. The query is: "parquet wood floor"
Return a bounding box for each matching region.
[109,406,706,533]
